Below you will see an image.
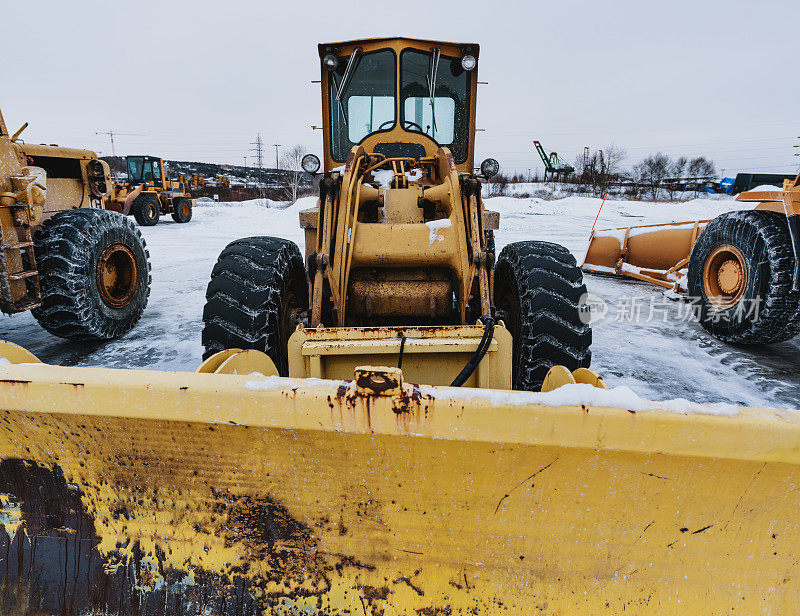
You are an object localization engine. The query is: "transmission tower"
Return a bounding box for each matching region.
[250,133,265,197]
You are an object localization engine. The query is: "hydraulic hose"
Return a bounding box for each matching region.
[450,316,495,387]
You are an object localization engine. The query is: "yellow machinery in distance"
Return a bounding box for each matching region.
[0,107,150,339]
[582,172,800,344]
[105,155,195,226]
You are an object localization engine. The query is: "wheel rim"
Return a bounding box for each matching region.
[702,244,747,309]
[97,243,138,308]
[182,202,190,217]
[148,203,158,220]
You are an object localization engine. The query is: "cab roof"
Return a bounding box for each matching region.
[318,37,479,57]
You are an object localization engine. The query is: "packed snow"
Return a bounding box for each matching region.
[2,193,799,409]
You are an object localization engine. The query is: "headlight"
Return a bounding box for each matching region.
[322,54,339,71]
[302,154,321,174]
[461,54,477,71]
[480,158,499,178]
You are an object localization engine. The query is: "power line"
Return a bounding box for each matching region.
[95,130,146,157]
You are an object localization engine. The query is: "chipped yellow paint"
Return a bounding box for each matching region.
[0,361,799,614]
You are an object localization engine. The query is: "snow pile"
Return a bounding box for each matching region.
[420,383,745,416]
[748,184,784,192]
[242,374,746,417]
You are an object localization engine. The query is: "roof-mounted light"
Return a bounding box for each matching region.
[461,54,477,71]
[322,54,339,71]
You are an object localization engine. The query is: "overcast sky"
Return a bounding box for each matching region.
[5,0,799,177]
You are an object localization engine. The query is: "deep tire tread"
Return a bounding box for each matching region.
[495,241,592,391]
[31,209,151,340]
[201,237,307,375]
[688,210,800,344]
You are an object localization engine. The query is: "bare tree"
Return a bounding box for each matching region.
[665,156,688,200]
[635,153,671,200]
[603,144,627,179]
[688,156,716,179]
[280,145,306,203]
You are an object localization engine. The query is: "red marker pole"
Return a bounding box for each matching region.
[591,193,609,233]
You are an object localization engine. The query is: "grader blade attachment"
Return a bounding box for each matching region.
[582,219,709,291]
[0,342,799,615]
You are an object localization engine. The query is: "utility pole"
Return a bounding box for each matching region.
[96,130,145,179]
[250,133,265,197]
[794,136,799,171]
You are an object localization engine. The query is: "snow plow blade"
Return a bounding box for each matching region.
[0,343,799,614]
[582,220,709,290]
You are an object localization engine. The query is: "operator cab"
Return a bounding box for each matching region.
[318,38,479,174]
[127,155,164,188]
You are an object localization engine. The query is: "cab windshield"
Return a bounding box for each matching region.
[327,47,472,164]
[328,49,396,162]
[127,156,161,184]
[400,49,471,163]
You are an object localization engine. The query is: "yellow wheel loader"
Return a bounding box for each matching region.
[1,41,800,616]
[202,38,592,390]
[0,108,150,340]
[582,172,800,343]
[106,155,195,226]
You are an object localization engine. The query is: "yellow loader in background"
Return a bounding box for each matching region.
[583,172,800,343]
[105,155,195,226]
[0,41,799,615]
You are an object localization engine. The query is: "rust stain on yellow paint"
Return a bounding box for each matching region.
[0,363,799,614]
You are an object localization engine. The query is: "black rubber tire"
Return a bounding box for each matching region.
[688,210,800,344]
[202,237,308,375]
[31,209,151,341]
[171,198,192,223]
[132,194,160,226]
[494,241,592,391]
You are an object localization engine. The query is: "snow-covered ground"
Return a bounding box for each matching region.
[2,195,799,409]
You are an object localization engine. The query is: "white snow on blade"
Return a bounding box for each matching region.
[425,218,451,244]
[419,383,747,416]
[590,228,627,244]
[243,376,746,416]
[581,263,616,274]
[749,185,785,192]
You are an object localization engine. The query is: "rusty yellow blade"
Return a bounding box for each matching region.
[0,359,798,615]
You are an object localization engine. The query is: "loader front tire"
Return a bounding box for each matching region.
[688,210,800,344]
[32,209,151,340]
[132,194,160,226]
[171,198,192,223]
[202,237,308,375]
[494,241,592,391]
